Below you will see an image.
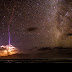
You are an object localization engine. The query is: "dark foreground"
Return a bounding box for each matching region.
[0,47,72,63]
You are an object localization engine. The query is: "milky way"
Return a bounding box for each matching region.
[0,0,72,51]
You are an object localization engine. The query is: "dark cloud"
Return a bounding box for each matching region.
[27,27,38,32]
[38,47,51,51]
[67,34,72,36]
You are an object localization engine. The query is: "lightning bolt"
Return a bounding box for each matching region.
[8,5,16,45]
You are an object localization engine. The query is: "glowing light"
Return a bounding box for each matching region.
[4,50,7,54]
[0,44,19,56]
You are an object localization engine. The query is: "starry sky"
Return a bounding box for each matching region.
[0,0,72,51]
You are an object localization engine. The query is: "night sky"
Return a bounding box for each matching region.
[0,0,72,52]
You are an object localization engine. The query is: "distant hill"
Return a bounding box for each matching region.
[0,47,72,59]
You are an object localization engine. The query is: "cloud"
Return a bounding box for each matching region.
[27,27,38,32]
